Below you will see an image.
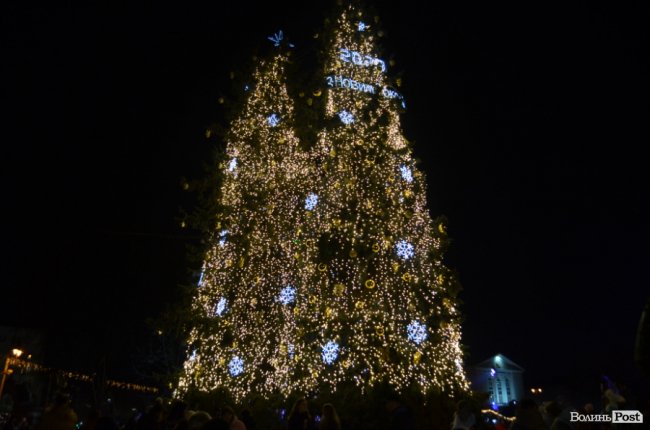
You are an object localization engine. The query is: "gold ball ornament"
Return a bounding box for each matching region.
[402,273,412,282]
[355,301,365,310]
[413,351,422,364]
[313,89,322,97]
[318,263,328,272]
[325,307,333,318]
[365,279,376,289]
[205,129,212,139]
[375,326,385,336]
[349,249,358,258]
[307,98,313,106]
[372,244,380,253]
[334,284,345,295]
[309,295,318,304]
[437,274,445,284]
[438,222,447,234]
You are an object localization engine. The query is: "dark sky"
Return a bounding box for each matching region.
[2,0,649,399]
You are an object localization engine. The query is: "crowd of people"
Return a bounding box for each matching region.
[2,392,423,430]
[2,378,649,430]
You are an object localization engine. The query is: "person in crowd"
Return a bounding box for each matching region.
[187,411,211,430]
[451,399,476,430]
[318,403,340,430]
[287,398,313,430]
[384,394,416,430]
[138,398,165,430]
[509,398,546,430]
[220,406,246,430]
[35,393,78,430]
[240,409,255,430]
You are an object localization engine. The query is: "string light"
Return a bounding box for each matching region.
[175,3,469,402]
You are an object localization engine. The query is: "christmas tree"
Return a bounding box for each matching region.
[176,3,469,403]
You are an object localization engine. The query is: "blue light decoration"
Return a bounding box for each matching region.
[358,21,367,32]
[218,229,229,247]
[244,84,250,91]
[268,30,283,47]
[228,356,244,376]
[340,48,386,72]
[214,297,227,316]
[490,368,496,377]
[400,165,413,183]
[197,269,205,287]
[395,239,415,260]
[228,157,237,172]
[267,113,280,127]
[407,320,427,344]
[189,349,198,361]
[321,340,340,364]
[304,193,319,210]
[338,110,354,125]
[325,75,406,109]
[288,343,295,359]
[277,285,296,305]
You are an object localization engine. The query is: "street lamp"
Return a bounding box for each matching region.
[0,349,24,400]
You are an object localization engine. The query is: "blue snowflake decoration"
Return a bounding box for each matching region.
[288,343,295,359]
[322,340,339,365]
[244,84,250,91]
[189,349,198,361]
[304,193,319,210]
[228,157,237,172]
[407,320,427,344]
[277,285,296,305]
[228,356,244,376]
[197,270,205,287]
[218,229,229,247]
[338,110,355,125]
[358,21,367,32]
[267,113,281,127]
[399,165,413,183]
[214,297,227,316]
[395,239,415,260]
[268,30,283,47]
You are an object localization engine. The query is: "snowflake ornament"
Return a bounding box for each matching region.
[277,285,296,305]
[338,110,354,125]
[228,356,244,376]
[400,165,413,183]
[322,340,340,364]
[407,320,427,344]
[305,193,319,210]
[395,239,414,260]
[214,297,227,316]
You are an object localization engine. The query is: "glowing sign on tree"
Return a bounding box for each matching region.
[339,48,386,72]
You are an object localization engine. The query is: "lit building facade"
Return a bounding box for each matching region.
[469,354,524,407]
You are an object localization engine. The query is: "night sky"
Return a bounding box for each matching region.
[3,0,649,401]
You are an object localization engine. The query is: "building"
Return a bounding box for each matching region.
[469,354,524,407]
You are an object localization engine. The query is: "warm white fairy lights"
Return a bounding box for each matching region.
[175,3,469,403]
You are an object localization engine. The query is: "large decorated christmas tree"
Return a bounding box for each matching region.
[176,3,469,403]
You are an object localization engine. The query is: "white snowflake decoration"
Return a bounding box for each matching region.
[228,157,237,172]
[407,320,427,344]
[400,165,413,183]
[218,229,229,247]
[395,239,414,260]
[267,30,283,47]
[197,270,205,287]
[322,340,339,364]
[358,21,367,32]
[288,343,295,359]
[214,297,227,316]
[189,349,198,361]
[338,110,354,125]
[304,193,319,210]
[277,285,296,305]
[267,113,281,127]
[228,356,244,376]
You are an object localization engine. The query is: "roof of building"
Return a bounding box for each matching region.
[472,354,524,372]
